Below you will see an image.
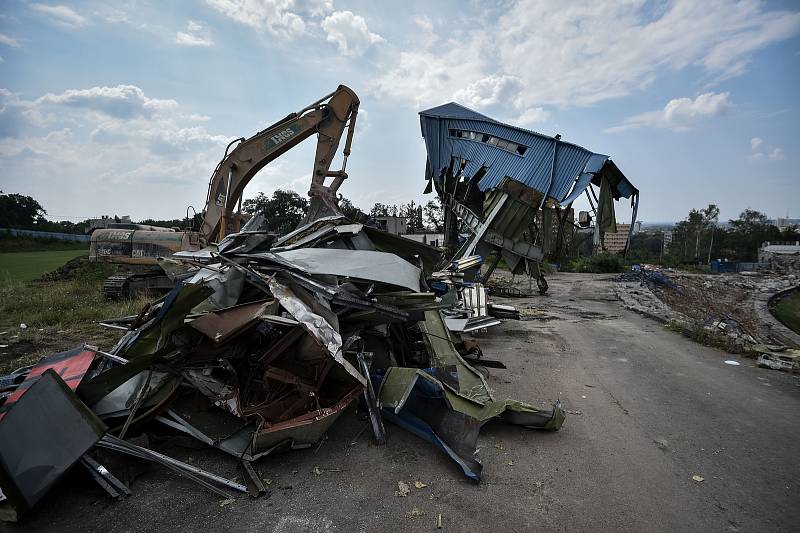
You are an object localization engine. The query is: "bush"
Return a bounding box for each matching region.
[570,253,625,273]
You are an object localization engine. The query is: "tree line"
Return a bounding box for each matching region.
[628,205,799,265]
[0,192,89,234]
[1,190,445,237]
[241,190,444,235]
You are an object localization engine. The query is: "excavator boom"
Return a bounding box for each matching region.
[199,85,360,242]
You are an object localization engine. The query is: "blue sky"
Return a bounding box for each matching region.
[0,0,798,224]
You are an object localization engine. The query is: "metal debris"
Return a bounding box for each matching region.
[0,194,565,521]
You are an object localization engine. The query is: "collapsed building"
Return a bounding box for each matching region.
[420,103,639,290]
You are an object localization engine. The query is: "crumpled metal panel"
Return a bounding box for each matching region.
[420,102,637,203]
[189,299,278,343]
[188,266,245,311]
[274,248,422,292]
[267,278,366,386]
[0,345,97,422]
[0,370,107,521]
[418,310,493,404]
[375,366,564,481]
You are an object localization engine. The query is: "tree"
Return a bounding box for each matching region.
[727,209,781,261]
[401,201,424,233]
[667,204,720,264]
[140,213,203,231]
[369,202,398,218]
[242,190,309,234]
[701,204,720,264]
[627,232,666,263]
[423,199,444,232]
[337,195,366,221]
[0,192,47,229]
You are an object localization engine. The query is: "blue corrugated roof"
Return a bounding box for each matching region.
[419,102,496,122]
[419,103,637,203]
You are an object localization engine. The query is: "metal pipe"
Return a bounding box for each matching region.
[99,435,248,493]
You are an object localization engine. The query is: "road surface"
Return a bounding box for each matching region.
[21,273,800,532]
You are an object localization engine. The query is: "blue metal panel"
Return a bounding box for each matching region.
[560,172,594,206]
[420,102,637,202]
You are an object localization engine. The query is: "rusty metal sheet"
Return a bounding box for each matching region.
[189,299,278,343]
[0,345,97,422]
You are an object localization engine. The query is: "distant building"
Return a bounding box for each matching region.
[402,233,444,248]
[663,230,673,249]
[774,217,798,232]
[373,215,407,235]
[603,223,631,254]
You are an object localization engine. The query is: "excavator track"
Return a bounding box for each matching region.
[103,275,131,300]
[102,269,177,300]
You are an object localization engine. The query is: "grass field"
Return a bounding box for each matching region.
[0,259,151,373]
[773,290,800,335]
[0,249,88,282]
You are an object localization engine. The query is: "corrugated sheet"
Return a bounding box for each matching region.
[420,103,637,202]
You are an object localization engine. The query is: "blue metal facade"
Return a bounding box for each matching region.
[419,102,637,204]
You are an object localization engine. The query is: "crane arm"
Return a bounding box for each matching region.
[199,85,360,242]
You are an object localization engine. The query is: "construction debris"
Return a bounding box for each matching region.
[756,351,800,372]
[0,214,563,522]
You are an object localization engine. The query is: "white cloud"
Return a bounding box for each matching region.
[412,15,436,48]
[28,85,178,124]
[0,32,21,47]
[30,4,90,29]
[304,0,334,17]
[371,0,800,115]
[370,37,488,109]
[206,0,306,38]
[0,85,231,216]
[321,11,383,56]
[516,107,550,126]
[449,75,551,126]
[750,137,785,161]
[453,75,523,110]
[607,92,732,132]
[176,20,214,47]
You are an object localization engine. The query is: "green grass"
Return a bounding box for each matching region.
[773,291,800,335]
[0,249,88,281]
[570,253,625,273]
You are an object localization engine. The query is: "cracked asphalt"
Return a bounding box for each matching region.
[13,273,800,532]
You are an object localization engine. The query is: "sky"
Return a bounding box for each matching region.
[0,0,798,225]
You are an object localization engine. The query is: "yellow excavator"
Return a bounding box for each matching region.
[90,85,360,298]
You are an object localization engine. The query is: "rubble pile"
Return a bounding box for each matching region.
[614,267,800,358]
[0,214,564,522]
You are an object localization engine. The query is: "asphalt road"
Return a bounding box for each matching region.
[14,273,800,532]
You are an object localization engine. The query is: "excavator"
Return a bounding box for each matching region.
[90,85,360,298]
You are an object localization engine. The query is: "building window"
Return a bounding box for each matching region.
[448,129,527,156]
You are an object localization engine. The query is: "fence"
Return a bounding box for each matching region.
[0,228,91,242]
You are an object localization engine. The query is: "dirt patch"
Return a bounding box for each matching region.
[0,339,36,360]
[38,255,90,281]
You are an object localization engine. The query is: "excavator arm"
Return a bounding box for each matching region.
[199,85,360,242]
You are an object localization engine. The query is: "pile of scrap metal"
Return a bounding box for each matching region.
[0,214,564,522]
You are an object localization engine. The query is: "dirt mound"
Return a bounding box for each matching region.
[38,255,89,281]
